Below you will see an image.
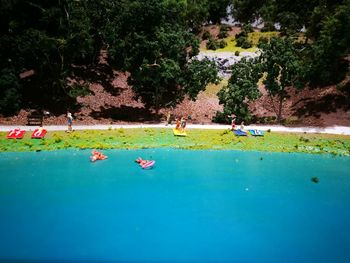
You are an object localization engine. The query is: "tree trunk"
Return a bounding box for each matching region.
[268,93,279,123]
[277,94,284,123]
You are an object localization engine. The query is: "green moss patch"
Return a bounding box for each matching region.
[1,128,349,156]
[200,31,279,53]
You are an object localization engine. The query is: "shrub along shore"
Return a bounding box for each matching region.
[0,128,349,156]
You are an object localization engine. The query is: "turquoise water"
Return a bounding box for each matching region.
[0,149,350,263]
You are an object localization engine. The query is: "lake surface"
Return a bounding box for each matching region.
[0,149,349,263]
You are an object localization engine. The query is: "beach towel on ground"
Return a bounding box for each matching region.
[31,129,47,139]
[6,128,26,139]
[249,129,264,136]
[233,129,247,136]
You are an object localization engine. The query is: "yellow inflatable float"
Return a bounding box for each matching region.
[173,128,187,137]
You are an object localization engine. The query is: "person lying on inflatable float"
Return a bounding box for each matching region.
[90,149,108,162]
[135,157,155,169]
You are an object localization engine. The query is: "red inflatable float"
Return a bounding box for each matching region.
[6,128,26,139]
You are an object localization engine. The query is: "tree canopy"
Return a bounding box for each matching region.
[0,0,222,115]
[231,0,350,85]
[217,58,263,123]
[0,0,349,118]
[216,37,306,123]
[259,37,305,122]
[0,0,101,114]
[105,0,219,111]
[305,0,350,85]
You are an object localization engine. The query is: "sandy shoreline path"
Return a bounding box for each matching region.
[1,124,350,135]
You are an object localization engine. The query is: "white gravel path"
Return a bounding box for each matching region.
[1,124,350,135]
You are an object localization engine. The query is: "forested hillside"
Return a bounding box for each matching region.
[0,0,349,126]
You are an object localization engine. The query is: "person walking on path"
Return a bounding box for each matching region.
[67,111,73,132]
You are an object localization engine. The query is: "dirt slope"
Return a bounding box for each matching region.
[1,70,349,127]
[1,24,349,127]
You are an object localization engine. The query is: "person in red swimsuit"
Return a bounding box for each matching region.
[231,118,236,131]
[90,150,108,162]
[135,157,149,166]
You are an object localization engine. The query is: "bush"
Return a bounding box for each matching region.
[235,25,252,40]
[235,51,240,56]
[206,37,217,50]
[207,37,227,50]
[236,36,252,49]
[261,21,276,32]
[218,31,228,39]
[0,69,22,116]
[235,36,245,47]
[212,111,230,124]
[241,40,252,49]
[235,31,247,39]
[242,24,254,33]
[220,24,231,32]
[218,24,230,39]
[217,40,227,49]
[258,37,269,48]
[235,32,253,49]
[202,30,211,40]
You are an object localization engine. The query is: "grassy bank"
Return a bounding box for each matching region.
[200,31,279,53]
[1,128,350,156]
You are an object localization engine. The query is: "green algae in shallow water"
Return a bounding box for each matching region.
[0,129,349,155]
[311,176,319,183]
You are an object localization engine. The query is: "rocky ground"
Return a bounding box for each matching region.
[249,83,350,127]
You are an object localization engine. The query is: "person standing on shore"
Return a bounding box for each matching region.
[231,118,236,130]
[67,111,73,132]
[240,121,245,131]
[165,111,172,126]
[180,115,187,129]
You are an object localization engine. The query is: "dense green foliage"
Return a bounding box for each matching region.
[232,0,266,24]
[218,24,231,39]
[259,37,305,122]
[0,68,21,115]
[216,37,305,123]
[0,0,223,115]
[216,0,349,123]
[0,0,349,118]
[216,58,262,123]
[207,0,231,24]
[231,0,350,86]
[235,25,254,49]
[105,0,219,111]
[305,1,350,85]
[0,0,102,114]
[206,37,227,50]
